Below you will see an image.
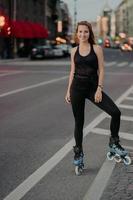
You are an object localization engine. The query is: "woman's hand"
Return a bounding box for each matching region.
[65,91,71,104]
[94,87,102,103]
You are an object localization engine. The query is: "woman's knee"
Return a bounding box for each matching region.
[111,108,121,118]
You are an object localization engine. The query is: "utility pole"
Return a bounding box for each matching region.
[7,0,13,58]
[13,0,17,56]
[44,0,47,28]
[74,0,77,32]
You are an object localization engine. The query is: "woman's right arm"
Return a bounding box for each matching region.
[65,47,76,104]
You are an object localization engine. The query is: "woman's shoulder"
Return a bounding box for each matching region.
[93,44,103,53]
[93,44,103,56]
[71,46,78,53]
[71,46,78,55]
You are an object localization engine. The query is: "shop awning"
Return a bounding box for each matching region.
[10,21,48,38]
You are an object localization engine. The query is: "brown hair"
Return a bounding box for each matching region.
[75,21,95,45]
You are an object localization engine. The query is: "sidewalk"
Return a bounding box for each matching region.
[0,57,71,66]
[0,57,29,64]
[100,152,133,200]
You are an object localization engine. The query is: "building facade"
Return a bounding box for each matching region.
[0,0,71,58]
[115,0,133,37]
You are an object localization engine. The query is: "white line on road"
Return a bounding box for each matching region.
[2,112,106,200]
[92,127,133,141]
[129,62,133,67]
[121,115,133,122]
[119,104,133,110]
[0,76,68,98]
[23,70,69,74]
[105,61,116,67]
[83,159,116,200]
[83,144,133,200]
[106,115,133,122]
[7,60,71,66]
[0,71,24,77]
[3,84,133,200]
[125,96,133,100]
[117,62,128,67]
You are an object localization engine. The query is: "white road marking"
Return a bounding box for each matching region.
[92,127,133,141]
[125,96,133,100]
[3,85,133,200]
[105,61,116,67]
[83,159,115,200]
[117,62,128,67]
[129,62,133,67]
[2,112,106,200]
[6,60,71,66]
[106,115,133,122]
[83,144,133,200]
[0,76,68,98]
[119,104,133,110]
[83,145,133,200]
[24,70,69,74]
[0,71,24,77]
[121,115,133,122]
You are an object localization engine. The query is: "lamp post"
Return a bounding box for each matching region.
[74,0,77,32]
[0,15,5,33]
[13,0,17,56]
[44,0,47,28]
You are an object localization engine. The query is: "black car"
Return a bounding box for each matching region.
[30,45,54,59]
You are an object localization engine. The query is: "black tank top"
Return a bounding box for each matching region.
[74,44,98,78]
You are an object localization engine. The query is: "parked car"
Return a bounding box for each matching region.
[120,43,132,52]
[56,44,72,57]
[30,45,54,59]
[52,45,64,57]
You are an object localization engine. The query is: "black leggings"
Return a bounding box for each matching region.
[70,78,121,148]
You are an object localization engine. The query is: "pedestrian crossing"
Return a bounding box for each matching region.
[91,84,133,141]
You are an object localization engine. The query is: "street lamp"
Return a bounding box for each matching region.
[74,0,77,32]
[0,15,5,32]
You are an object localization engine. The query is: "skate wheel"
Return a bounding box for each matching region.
[75,166,82,176]
[107,152,114,160]
[114,154,121,163]
[123,156,132,165]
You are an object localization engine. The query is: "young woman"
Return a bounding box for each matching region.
[65,21,130,174]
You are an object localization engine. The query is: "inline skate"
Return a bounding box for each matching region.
[107,137,131,165]
[73,146,84,175]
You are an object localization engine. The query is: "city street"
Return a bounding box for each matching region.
[0,48,133,200]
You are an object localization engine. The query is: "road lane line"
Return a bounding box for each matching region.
[83,144,133,200]
[121,115,133,122]
[105,61,116,67]
[125,96,133,100]
[0,76,68,98]
[119,104,133,110]
[6,60,71,66]
[83,159,115,200]
[92,127,133,141]
[129,62,133,67]
[106,115,133,122]
[117,62,128,67]
[2,112,106,200]
[3,85,133,200]
[0,71,24,77]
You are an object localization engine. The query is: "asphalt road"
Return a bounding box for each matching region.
[0,48,133,200]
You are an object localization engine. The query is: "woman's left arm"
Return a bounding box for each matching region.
[94,45,104,103]
[95,45,104,89]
